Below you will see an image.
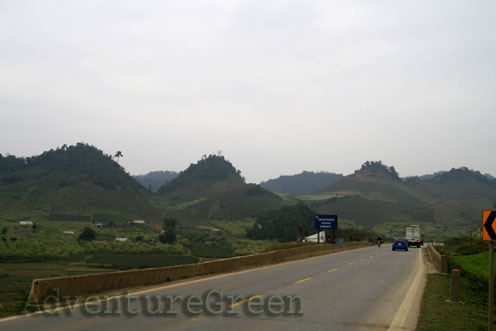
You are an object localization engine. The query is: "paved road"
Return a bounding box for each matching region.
[1,245,422,331]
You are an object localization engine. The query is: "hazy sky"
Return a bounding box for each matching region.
[1,0,495,183]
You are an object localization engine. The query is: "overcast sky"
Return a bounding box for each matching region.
[1,0,495,183]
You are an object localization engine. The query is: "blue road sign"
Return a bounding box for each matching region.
[315,214,338,230]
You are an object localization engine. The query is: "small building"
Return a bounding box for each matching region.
[63,231,74,234]
[19,221,33,227]
[115,237,128,242]
[128,220,145,226]
[95,223,104,228]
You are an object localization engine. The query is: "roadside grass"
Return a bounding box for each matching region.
[417,273,486,331]
[451,251,493,279]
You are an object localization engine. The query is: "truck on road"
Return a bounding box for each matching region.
[406,225,423,248]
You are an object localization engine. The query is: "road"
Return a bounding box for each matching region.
[1,245,424,331]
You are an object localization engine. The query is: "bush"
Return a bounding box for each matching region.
[247,204,315,242]
[78,227,96,241]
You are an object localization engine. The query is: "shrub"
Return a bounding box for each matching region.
[78,227,96,241]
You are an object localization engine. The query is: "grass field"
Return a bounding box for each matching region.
[0,262,116,316]
[87,254,198,269]
[451,251,493,279]
[151,198,206,210]
[417,273,487,331]
[275,193,340,201]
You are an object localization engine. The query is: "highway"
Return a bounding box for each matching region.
[1,245,424,331]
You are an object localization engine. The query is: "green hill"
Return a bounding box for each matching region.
[320,161,431,204]
[0,143,157,222]
[311,161,496,229]
[260,171,343,195]
[155,155,286,224]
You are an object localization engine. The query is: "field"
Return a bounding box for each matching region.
[0,262,116,316]
[451,251,493,279]
[180,219,275,258]
[0,216,278,316]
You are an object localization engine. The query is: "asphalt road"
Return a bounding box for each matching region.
[1,245,423,331]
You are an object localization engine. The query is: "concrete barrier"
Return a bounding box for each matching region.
[425,245,448,273]
[30,241,368,303]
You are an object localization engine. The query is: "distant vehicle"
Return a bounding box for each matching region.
[392,237,409,251]
[405,225,423,248]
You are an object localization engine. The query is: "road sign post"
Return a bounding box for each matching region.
[483,210,496,331]
[490,241,494,331]
[315,215,338,244]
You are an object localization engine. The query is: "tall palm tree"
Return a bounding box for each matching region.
[114,151,123,163]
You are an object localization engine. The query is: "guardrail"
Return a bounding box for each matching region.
[425,244,448,273]
[29,241,369,303]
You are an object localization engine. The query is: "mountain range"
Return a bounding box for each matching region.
[133,171,178,192]
[1,144,495,232]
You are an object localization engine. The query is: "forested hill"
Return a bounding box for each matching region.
[260,171,343,194]
[311,161,496,229]
[155,154,286,224]
[133,170,178,192]
[0,143,155,219]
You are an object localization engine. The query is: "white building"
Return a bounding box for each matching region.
[128,220,145,225]
[303,231,326,243]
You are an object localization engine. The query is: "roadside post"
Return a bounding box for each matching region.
[314,215,338,244]
[482,210,496,331]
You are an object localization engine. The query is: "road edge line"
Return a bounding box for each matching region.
[388,248,425,331]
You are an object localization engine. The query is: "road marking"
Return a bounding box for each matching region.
[388,250,425,330]
[360,259,366,262]
[369,256,374,258]
[229,295,263,308]
[328,268,338,272]
[348,262,354,265]
[294,277,312,284]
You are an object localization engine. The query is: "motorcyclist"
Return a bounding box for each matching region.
[376,236,383,247]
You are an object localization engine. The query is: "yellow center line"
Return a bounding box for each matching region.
[360,259,366,262]
[328,268,338,272]
[348,262,354,265]
[369,256,374,258]
[294,277,312,284]
[228,295,263,308]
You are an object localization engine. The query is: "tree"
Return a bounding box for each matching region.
[1,227,7,235]
[32,222,37,232]
[114,151,123,163]
[158,217,177,243]
[78,227,96,241]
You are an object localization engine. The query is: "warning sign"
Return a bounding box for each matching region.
[483,210,496,241]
